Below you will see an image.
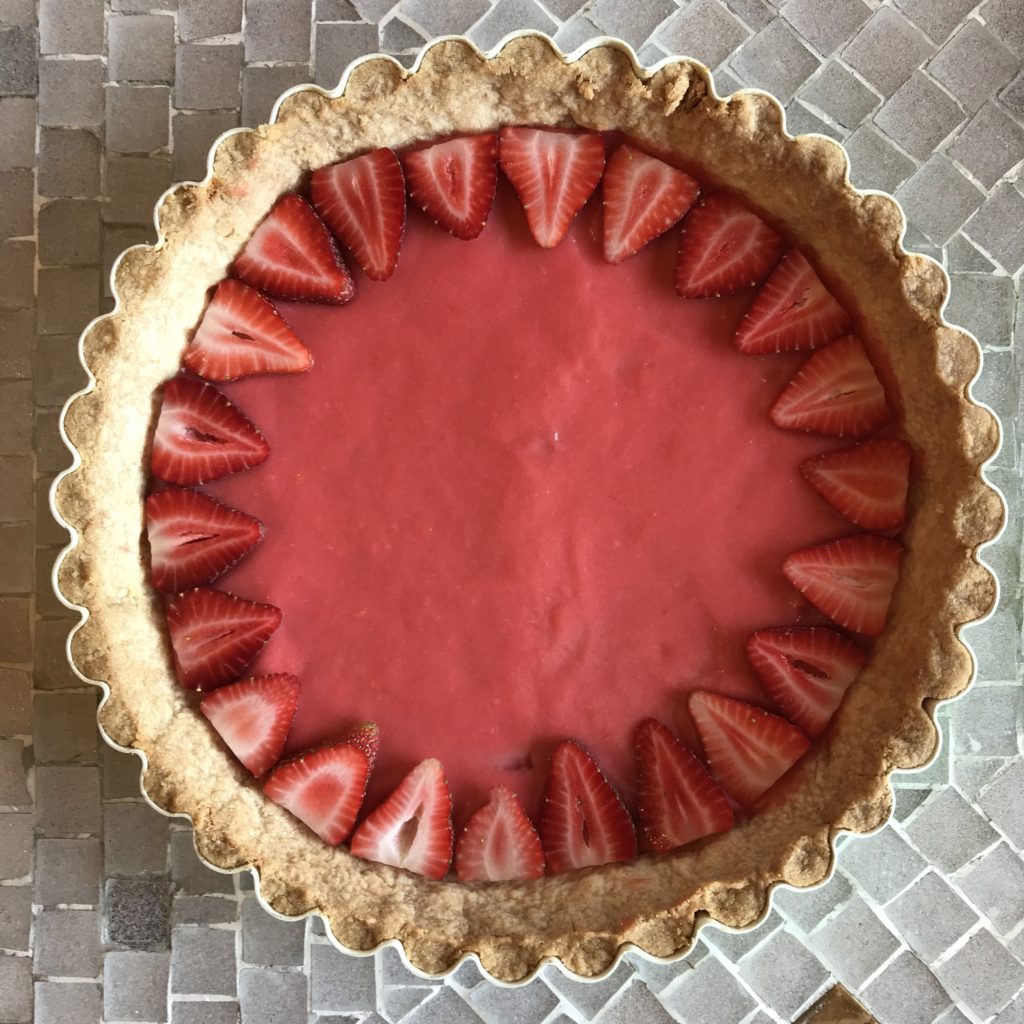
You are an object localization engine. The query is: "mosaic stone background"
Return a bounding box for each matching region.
[0,0,1022,1021]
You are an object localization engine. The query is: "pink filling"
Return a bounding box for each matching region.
[207,183,848,825]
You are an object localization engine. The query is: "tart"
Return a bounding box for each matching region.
[53,36,1003,981]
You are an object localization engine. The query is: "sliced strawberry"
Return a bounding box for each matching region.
[675,192,784,299]
[801,438,912,529]
[339,720,380,771]
[349,758,453,879]
[689,691,811,808]
[166,587,282,690]
[232,193,353,304]
[263,730,374,845]
[145,487,263,593]
[200,673,300,777]
[454,785,545,883]
[746,627,867,737]
[152,376,270,485]
[771,335,890,437]
[184,279,312,383]
[634,718,733,854]
[601,143,699,263]
[539,739,636,874]
[734,250,850,354]
[783,534,902,636]
[311,148,406,281]
[403,134,498,240]
[498,127,605,248]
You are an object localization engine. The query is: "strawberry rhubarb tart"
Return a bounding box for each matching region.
[54,37,1002,980]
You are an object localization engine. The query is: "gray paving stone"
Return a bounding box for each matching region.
[401,0,490,37]
[0,955,32,1023]
[0,27,38,97]
[952,684,1020,757]
[0,886,31,951]
[971,347,1017,425]
[39,0,103,55]
[468,0,558,52]
[589,0,677,50]
[180,0,243,42]
[105,801,171,876]
[106,85,171,153]
[656,0,751,71]
[109,15,176,83]
[662,954,756,1024]
[314,21,381,88]
[469,975,559,1022]
[175,44,243,111]
[905,787,1000,872]
[379,944,440,988]
[241,897,305,967]
[894,0,977,45]
[0,738,30,806]
[38,128,102,197]
[0,168,32,237]
[780,0,871,54]
[628,948,702,992]
[943,273,1016,351]
[34,981,102,1024]
[0,382,31,451]
[32,618,79,690]
[544,959,636,1019]
[107,878,172,950]
[895,154,985,245]
[0,98,35,169]
[936,928,1024,1018]
[0,0,34,28]
[32,691,99,763]
[862,951,952,1024]
[35,332,91,406]
[0,240,34,310]
[983,0,1024,56]
[171,830,236,895]
[929,20,1019,115]
[0,813,31,880]
[239,967,308,1023]
[0,669,30,734]
[0,457,32,522]
[112,0,178,9]
[245,0,313,63]
[875,71,966,161]
[812,893,901,987]
[172,895,238,927]
[380,986,433,1021]
[737,928,829,1018]
[729,17,820,102]
[951,102,1024,191]
[104,154,172,224]
[702,909,784,960]
[103,224,157,295]
[171,1003,242,1024]
[403,987,483,1024]
[553,14,604,55]
[171,927,238,996]
[36,266,101,336]
[35,765,102,835]
[932,1008,972,1024]
[37,58,104,126]
[34,837,103,906]
[593,978,675,1023]
[37,198,102,267]
[347,0,394,19]
[839,825,928,902]
[240,65,307,127]
[998,65,1024,120]
[842,7,935,98]
[0,524,31,595]
[104,950,171,1021]
[798,59,879,129]
[0,309,33,380]
[959,842,1024,935]
[963,182,1024,275]
[35,408,70,476]
[0,597,30,662]
[380,16,426,53]
[310,943,376,1012]
[33,909,102,977]
[885,869,979,962]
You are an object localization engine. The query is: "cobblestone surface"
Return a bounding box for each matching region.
[2,1,1022,1022]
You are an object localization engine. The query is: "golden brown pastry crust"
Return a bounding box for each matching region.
[53,36,1002,981]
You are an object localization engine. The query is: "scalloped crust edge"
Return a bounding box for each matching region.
[50,34,1003,983]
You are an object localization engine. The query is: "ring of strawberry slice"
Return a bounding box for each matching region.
[146,127,911,885]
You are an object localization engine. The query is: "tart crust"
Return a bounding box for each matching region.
[53,35,1003,981]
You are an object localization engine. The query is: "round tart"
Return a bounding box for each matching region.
[53,36,1002,981]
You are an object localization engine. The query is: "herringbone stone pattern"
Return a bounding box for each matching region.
[1,1,1021,1021]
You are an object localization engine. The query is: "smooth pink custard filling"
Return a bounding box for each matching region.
[207,183,849,824]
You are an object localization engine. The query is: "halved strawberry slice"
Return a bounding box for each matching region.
[311,148,406,281]
[690,691,811,808]
[349,758,453,879]
[746,627,867,737]
[340,720,380,770]
[454,785,544,883]
[166,587,282,690]
[200,673,300,777]
[232,193,354,304]
[771,335,890,437]
[675,192,784,299]
[184,279,312,383]
[783,534,902,637]
[263,725,378,845]
[539,739,636,875]
[403,134,498,240]
[601,143,699,264]
[634,718,733,854]
[802,438,912,529]
[145,487,263,593]
[498,127,605,248]
[734,250,850,354]
[152,376,270,485]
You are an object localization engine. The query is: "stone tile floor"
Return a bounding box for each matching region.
[0,0,1022,1021]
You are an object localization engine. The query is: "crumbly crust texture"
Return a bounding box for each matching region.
[54,36,1002,981]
